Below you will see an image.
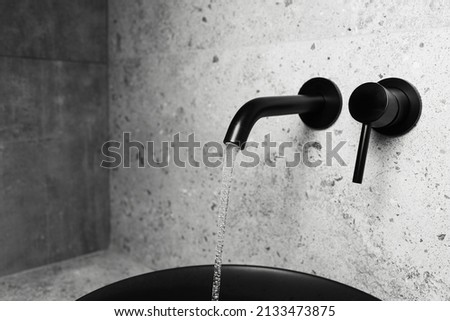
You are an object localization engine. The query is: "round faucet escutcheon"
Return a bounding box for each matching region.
[348,78,422,183]
[299,77,342,130]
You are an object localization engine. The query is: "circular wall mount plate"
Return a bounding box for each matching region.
[299,77,342,129]
[374,78,422,136]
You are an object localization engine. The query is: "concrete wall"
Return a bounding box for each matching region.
[0,0,109,276]
[109,0,450,300]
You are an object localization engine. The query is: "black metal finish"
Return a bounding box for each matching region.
[353,124,372,184]
[78,265,378,301]
[224,77,342,149]
[349,78,422,184]
[375,78,422,136]
[299,77,342,130]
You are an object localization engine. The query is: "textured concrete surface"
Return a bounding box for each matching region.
[109,0,450,300]
[0,57,110,277]
[0,0,109,278]
[0,250,150,300]
[0,0,107,62]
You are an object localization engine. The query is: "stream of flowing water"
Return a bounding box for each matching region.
[211,144,239,301]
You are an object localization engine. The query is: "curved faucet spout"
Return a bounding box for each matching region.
[223,77,342,149]
[224,95,324,148]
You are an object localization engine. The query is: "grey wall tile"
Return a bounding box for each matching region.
[45,137,110,263]
[0,57,108,141]
[0,141,48,276]
[0,57,109,277]
[0,0,107,62]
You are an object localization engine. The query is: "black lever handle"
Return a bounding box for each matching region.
[349,78,422,184]
[353,123,372,183]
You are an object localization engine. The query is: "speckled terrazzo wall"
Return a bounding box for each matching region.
[109,0,450,300]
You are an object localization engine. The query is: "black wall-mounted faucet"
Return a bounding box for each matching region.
[349,78,422,184]
[223,78,342,149]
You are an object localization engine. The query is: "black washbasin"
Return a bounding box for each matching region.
[78,265,378,301]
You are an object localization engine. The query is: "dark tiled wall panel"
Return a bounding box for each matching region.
[0,0,108,277]
[0,0,107,63]
[0,57,109,276]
